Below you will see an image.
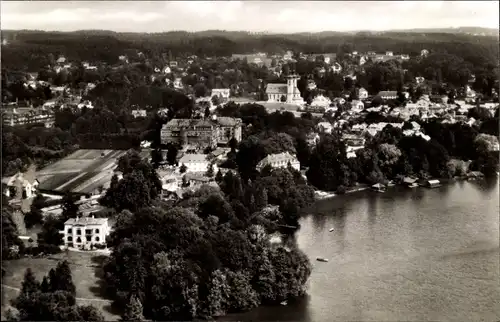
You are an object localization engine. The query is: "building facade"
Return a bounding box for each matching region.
[2,108,55,127]
[161,117,242,148]
[266,74,304,105]
[62,216,111,249]
[256,152,300,172]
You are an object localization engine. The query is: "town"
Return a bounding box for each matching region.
[2,21,499,322]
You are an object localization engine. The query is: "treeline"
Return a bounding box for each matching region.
[2,30,498,70]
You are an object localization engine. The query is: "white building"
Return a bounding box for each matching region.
[62,216,111,249]
[211,88,230,100]
[2,172,38,199]
[179,154,218,173]
[331,62,342,73]
[310,95,331,108]
[357,87,369,100]
[351,100,365,112]
[256,152,300,172]
[77,100,94,109]
[266,74,304,105]
[173,78,183,89]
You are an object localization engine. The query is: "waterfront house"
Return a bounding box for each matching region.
[179,154,217,174]
[256,152,300,172]
[424,179,441,188]
[61,216,111,249]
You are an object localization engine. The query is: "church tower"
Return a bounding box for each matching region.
[286,74,299,104]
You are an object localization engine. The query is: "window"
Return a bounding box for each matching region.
[85,229,92,235]
[95,229,100,234]
[86,236,92,242]
[67,236,73,242]
[76,229,81,235]
[95,236,100,242]
[67,228,72,234]
[76,237,82,243]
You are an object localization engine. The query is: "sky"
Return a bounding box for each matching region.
[1,1,499,33]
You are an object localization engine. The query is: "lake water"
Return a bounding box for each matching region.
[221,179,500,321]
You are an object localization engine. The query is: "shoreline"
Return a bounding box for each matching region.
[313,175,486,201]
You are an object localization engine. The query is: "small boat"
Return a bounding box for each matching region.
[329,228,334,232]
[316,257,329,262]
[408,182,419,188]
[280,301,288,306]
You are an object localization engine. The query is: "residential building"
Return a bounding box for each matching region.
[307,80,317,90]
[317,122,333,134]
[266,74,304,105]
[421,49,429,57]
[56,56,66,64]
[173,78,183,89]
[331,62,342,73]
[62,216,111,249]
[163,66,171,74]
[342,134,365,147]
[351,100,364,112]
[377,91,398,100]
[400,54,410,60]
[2,172,39,199]
[256,152,300,172]
[386,51,393,56]
[77,100,94,109]
[415,76,425,84]
[310,95,331,108]
[211,88,231,100]
[131,109,147,118]
[169,61,178,68]
[212,115,242,144]
[357,87,369,100]
[179,153,218,173]
[2,108,55,128]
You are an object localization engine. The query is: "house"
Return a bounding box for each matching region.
[317,122,333,134]
[400,54,410,60]
[256,152,300,172]
[359,56,368,65]
[351,100,364,112]
[118,55,128,63]
[179,154,217,173]
[162,66,171,74]
[131,109,147,118]
[310,95,331,108]
[306,132,320,147]
[342,134,365,147]
[56,56,66,64]
[169,61,178,68]
[415,76,425,84]
[2,108,55,128]
[2,172,39,199]
[61,216,111,249]
[331,62,342,73]
[211,88,231,100]
[424,179,441,188]
[465,85,476,99]
[266,74,304,105]
[386,51,393,56]
[377,91,398,100]
[173,78,183,89]
[307,80,317,90]
[357,87,369,100]
[421,49,429,57]
[77,100,94,109]
[211,115,242,144]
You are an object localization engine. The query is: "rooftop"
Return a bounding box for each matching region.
[179,153,208,163]
[266,83,288,95]
[64,217,108,226]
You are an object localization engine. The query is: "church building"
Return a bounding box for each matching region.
[266,74,304,105]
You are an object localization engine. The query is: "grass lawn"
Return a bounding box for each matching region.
[1,251,120,321]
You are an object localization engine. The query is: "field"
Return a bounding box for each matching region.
[1,251,120,321]
[36,149,131,195]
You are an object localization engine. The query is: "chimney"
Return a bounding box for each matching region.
[76,216,79,222]
[92,214,95,219]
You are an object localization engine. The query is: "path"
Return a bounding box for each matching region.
[1,284,112,303]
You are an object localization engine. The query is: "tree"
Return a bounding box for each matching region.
[61,193,79,221]
[49,260,76,296]
[164,145,179,166]
[121,295,145,321]
[211,95,221,107]
[21,268,40,295]
[228,137,238,152]
[180,163,187,173]
[150,149,163,168]
[205,106,211,119]
[37,215,64,247]
[215,170,223,183]
[206,162,215,178]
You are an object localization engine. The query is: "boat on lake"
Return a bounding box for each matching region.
[329,228,334,232]
[316,257,329,262]
[280,301,287,306]
[371,183,386,192]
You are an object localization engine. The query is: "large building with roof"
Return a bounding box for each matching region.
[266,74,304,105]
[62,216,111,249]
[160,116,242,148]
[256,152,300,172]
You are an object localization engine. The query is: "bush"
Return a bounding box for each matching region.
[335,185,347,194]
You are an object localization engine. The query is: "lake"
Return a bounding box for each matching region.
[221,178,499,321]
